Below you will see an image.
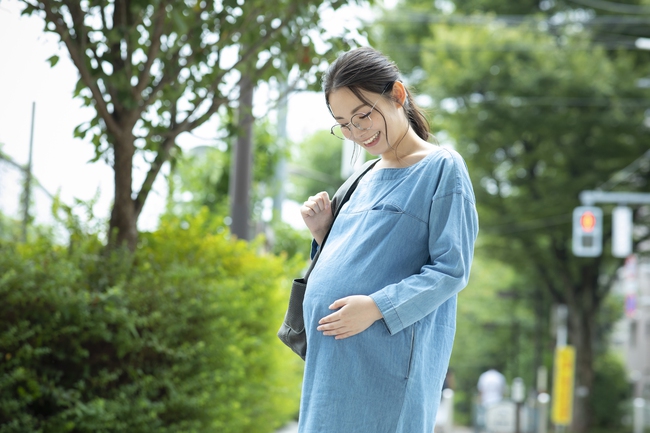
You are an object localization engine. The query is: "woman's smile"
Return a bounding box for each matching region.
[359,131,381,147]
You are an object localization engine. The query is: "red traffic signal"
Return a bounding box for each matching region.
[579,211,596,233]
[572,206,603,257]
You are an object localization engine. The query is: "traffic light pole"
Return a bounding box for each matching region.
[580,190,650,206]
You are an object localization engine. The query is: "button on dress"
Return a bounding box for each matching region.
[299,147,479,433]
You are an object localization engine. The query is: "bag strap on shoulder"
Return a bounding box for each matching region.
[303,158,379,279]
[329,158,379,221]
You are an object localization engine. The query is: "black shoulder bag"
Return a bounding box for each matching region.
[277,158,378,360]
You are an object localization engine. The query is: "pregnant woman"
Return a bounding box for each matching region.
[298,46,479,433]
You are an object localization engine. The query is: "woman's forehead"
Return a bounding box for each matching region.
[329,87,377,117]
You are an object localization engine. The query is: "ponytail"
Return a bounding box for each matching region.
[400,85,431,141]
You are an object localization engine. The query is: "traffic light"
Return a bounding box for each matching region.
[572,206,603,257]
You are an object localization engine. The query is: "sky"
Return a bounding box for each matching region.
[0,0,381,233]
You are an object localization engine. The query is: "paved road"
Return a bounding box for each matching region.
[275,421,474,433]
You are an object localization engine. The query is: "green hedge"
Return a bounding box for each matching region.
[0,211,304,433]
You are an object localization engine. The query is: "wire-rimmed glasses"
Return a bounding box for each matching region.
[330,89,386,141]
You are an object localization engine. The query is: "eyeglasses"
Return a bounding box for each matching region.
[330,88,387,141]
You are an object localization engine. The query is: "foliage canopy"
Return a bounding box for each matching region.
[19,0,365,248]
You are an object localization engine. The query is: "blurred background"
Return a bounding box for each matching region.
[0,0,649,432]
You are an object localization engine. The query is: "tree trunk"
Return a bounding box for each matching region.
[108,136,138,251]
[230,73,254,240]
[568,302,596,433]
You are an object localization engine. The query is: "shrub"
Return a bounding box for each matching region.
[0,210,303,433]
[269,220,311,260]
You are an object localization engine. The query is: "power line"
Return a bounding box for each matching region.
[567,0,650,15]
[597,149,650,191]
[378,13,650,26]
[413,94,650,110]
[456,96,650,107]
[382,37,650,51]
[378,13,650,51]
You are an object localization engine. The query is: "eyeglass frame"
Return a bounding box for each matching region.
[329,84,390,141]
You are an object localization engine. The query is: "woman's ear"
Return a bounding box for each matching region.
[391,81,407,107]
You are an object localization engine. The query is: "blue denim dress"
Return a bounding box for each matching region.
[299,147,479,433]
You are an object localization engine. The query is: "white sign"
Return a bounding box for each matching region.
[612,206,633,258]
[485,401,531,433]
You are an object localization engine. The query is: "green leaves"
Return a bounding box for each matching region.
[46,54,60,67]
[19,3,38,17]
[0,212,303,432]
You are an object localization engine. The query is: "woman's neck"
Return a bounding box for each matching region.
[377,129,436,168]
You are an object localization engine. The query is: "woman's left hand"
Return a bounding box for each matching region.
[317,296,383,340]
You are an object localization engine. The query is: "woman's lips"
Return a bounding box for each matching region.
[359,131,380,148]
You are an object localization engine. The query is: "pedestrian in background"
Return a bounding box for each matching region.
[297,46,479,433]
[477,367,506,407]
[475,367,507,432]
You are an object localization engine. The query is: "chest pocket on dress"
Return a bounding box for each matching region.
[371,202,403,214]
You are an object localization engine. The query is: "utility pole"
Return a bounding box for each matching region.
[273,74,289,223]
[21,102,35,243]
[230,73,254,241]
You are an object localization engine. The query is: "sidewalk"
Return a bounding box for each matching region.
[275,421,298,433]
[275,421,474,433]
[435,426,473,433]
[445,427,473,433]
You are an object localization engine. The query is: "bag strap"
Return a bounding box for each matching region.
[303,158,379,280]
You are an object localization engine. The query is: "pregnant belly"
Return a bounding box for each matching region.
[303,277,416,382]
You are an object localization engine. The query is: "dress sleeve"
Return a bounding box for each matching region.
[369,154,479,335]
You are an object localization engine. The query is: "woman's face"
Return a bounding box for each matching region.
[328,86,406,157]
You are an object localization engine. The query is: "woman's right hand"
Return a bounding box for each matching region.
[300,191,333,245]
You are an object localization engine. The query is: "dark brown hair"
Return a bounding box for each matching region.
[322,46,430,142]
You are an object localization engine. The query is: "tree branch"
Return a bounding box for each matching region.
[104,0,128,116]
[133,82,228,215]
[176,43,283,132]
[136,2,298,136]
[128,64,179,130]
[230,4,265,37]
[134,4,166,98]
[209,2,299,89]
[133,136,177,217]
[178,96,230,133]
[124,10,134,86]
[39,0,122,137]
